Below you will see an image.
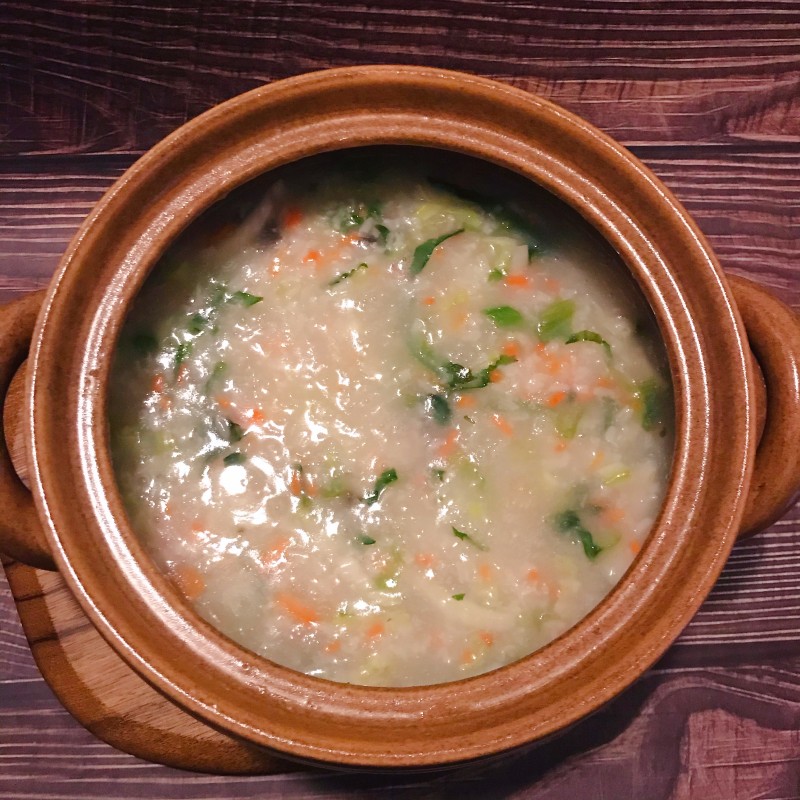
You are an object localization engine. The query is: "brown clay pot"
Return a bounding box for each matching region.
[1,66,800,769]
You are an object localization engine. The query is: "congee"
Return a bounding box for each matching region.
[110,155,672,687]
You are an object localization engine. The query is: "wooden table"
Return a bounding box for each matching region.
[1,2,799,797]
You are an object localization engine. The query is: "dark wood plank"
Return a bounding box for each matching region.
[1,0,799,155]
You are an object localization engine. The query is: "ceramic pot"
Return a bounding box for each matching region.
[1,66,799,769]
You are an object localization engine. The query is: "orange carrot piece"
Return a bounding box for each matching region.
[602,506,626,525]
[554,440,568,453]
[502,340,521,359]
[489,369,504,383]
[480,631,494,647]
[151,372,165,394]
[630,539,642,555]
[437,428,459,459]
[544,357,563,375]
[414,552,437,569]
[491,413,513,437]
[595,375,615,389]
[283,207,304,228]
[325,640,342,654]
[591,451,605,468]
[289,469,303,497]
[451,309,469,329]
[422,295,437,306]
[456,394,476,409]
[505,274,530,289]
[461,648,475,664]
[366,621,385,638]
[175,565,205,600]
[478,562,492,582]
[261,536,291,570]
[244,407,266,425]
[544,277,561,292]
[535,342,547,356]
[526,568,540,583]
[547,390,567,408]
[275,592,319,626]
[302,249,322,264]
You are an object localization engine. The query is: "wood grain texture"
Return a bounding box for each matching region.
[1,0,799,797]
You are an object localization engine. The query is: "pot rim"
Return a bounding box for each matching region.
[26,65,755,767]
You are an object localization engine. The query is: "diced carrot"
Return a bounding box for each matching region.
[451,310,469,329]
[505,274,530,289]
[547,391,567,408]
[480,631,494,647]
[461,648,475,664]
[547,582,561,602]
[544,277,561,292]
[175,364,189,385]
[437,428,459,459]
[302,249,322,264]
[366,621,385,638]
[554,440,568,453]
[261,536,291,571]
[158,396,172,412]
[216,394,232,409]
[591,451,605,468]
[283,207,304,228]
[595,375,615,389]
[151,372,165,394]
[164,502,173,517]
[630,539,642,555]
[489,369,504,383]
[422,295,436,306]
[275,592,319,626]
[244,407,266,426]
[414,552,437,569]
[491,413,513,437]
[304,476,318,497]
[545,357,563,375]
[535,342,547,356]
[175,565,205,600]
[602,507,626,525]
[456,394,476,409]
[478,562,492,582]
[325,640,342,654]
[526,568,540,583]
[289,468,303,497]
[502,340,521,359]
[190,519,205,535]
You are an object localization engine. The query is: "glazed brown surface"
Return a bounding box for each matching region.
[1,1,799,797]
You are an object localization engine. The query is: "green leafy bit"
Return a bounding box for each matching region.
[452,593,465,601]
[484,305,524,327]
[554,398,584,439]
[375,224,390,245]
[363,468,399,505]
[227,419,244,442]
[432,468,446,482]
[487,267,507,282]
[424,393,452,425]
[321,475,350,498]
[329,262,368,287]
[231,290,263,306]
[187,313,208,335]
[452,526,488,551]
[410,229,464,276]
[357,534,377,546]
[554,509,602,560]
[636,378,669,432]
[566,329,612,357]
[174,342,191,368]
[441,353,516,391]
[537,299,575,342]
[223,452,246,466]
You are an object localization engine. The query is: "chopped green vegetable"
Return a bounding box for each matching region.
[484,305,524,327]
[410,229,464,276]
[375,224,390,245]
[452,526,488,551]
[321,475,350,498]
[487,267,507,282]
[231,290,263,306]
[424,393,452,425]
[452,593,465,601]
[566,329,612,357]
[363,468,399,505]
[554,398,584,439]
[432,468,446,481]
[537,299,575,342]
[440,354,516,392]
[636,378,669,432]
[223,452,246,466]
[357,534,377,546]
[174,342,191,368]
[187,312,209,335]
[329,262,369,286]
[554,509,602,560]
[227,419,244,442]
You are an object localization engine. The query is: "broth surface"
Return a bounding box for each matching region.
[110,162,672,686]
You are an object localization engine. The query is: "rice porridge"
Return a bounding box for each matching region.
[109,158,672,686]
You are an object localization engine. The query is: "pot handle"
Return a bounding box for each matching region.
[0,290,56,570]
[728,276,800,537]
